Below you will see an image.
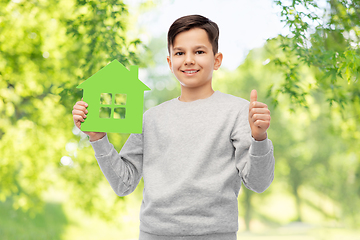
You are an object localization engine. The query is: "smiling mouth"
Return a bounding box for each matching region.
[181,70,200,74]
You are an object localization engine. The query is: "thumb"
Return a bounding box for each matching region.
[250,89,257,103]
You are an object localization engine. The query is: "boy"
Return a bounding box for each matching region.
[72,14,274,240]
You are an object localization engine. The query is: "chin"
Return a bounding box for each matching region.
[180,82,206,89]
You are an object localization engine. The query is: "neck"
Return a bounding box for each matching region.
[178,86,215,102]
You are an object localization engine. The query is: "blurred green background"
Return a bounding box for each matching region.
[1,0,359,239]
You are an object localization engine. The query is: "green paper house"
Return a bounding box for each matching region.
[77,60,151,134]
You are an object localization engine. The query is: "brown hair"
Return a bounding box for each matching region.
[167,15,219,55]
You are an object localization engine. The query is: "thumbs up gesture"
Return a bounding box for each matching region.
[248,89,271,141]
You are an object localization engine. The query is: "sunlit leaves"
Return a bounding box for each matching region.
[271,0,360,108]
[0,0,146,220]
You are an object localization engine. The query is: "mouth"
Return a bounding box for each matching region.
[181,69,200,75]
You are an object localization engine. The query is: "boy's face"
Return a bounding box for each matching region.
[167,28,222,90]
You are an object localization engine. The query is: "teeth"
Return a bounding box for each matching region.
[184,70,198,73]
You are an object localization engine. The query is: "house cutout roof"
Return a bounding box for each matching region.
[77,59,150,92]
[76,60,151,134]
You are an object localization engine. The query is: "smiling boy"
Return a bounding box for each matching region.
[73,14,274,240]
[166,24,222,103]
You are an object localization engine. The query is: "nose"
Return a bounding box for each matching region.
[184,54,195,66]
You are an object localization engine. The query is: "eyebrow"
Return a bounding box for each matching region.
[172,45,209,51]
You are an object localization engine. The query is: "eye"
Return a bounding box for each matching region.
[196,50,205,54]
[175,52,184,56]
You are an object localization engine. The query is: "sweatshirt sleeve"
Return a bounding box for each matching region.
[231,103,275,193]
[90,132,143,197]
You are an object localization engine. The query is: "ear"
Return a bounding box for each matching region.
[167,56,173,73]
[213,52,223,70]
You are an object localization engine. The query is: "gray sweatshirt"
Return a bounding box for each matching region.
[90,90,275,240]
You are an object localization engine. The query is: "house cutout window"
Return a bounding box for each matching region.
[99,107,111,118]
[100,93,112,105]
[99,93,127,119]
[115,93,126,105]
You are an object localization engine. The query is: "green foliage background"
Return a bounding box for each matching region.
[0,0,359,239]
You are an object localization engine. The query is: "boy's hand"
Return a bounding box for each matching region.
[72,99,106,141]
[248,89,271,141]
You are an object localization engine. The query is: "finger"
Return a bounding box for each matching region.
[73,115,85,123]
[73,113,85,121]
[75,101,88,108]
[250,89,257,103]
[73,105,88,114]
[249,101,268,109]
[254,120,270,129]
[251,113,271,122]
[72,107,87,116]
[73,107,88,116]
[72,109,87,119]
[75,121,81,130]
[249,108,270,118]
